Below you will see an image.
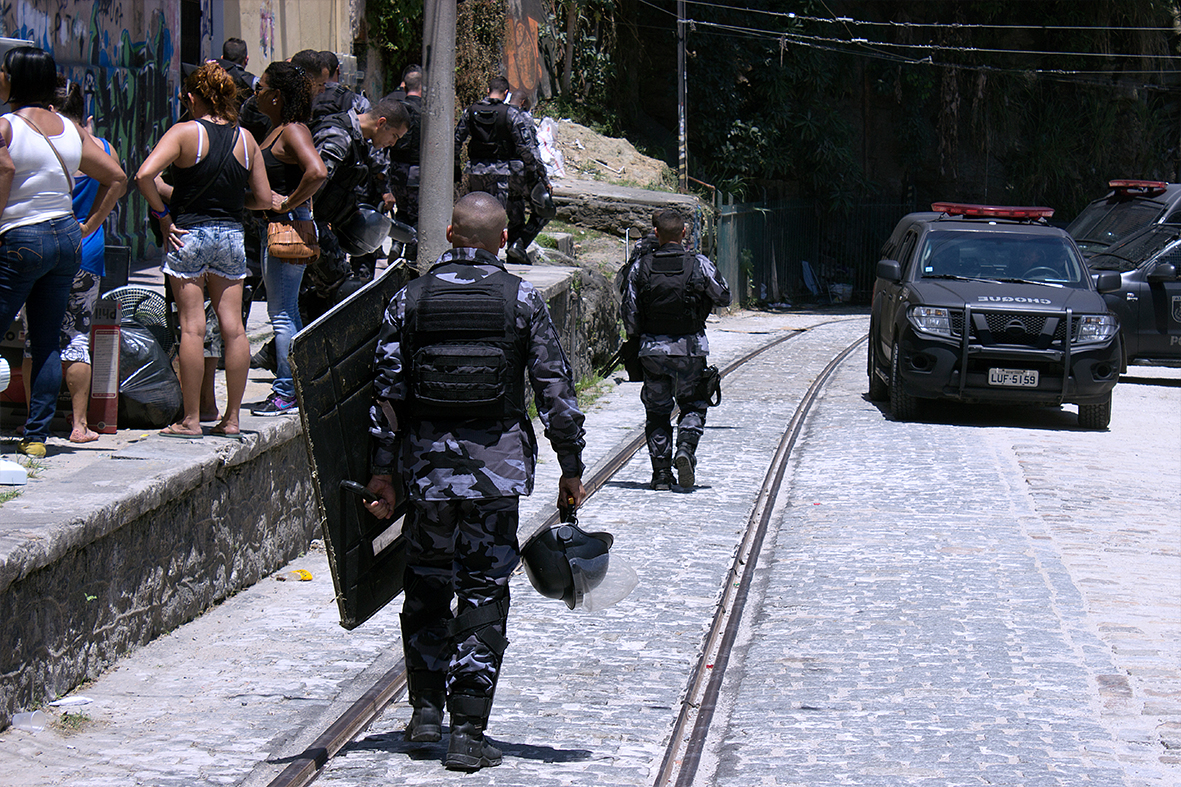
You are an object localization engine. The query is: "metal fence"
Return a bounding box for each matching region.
[716,198,915,306]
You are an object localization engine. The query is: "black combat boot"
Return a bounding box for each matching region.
[404,690,444,742]
[673,445,697,488]
[650,467,674,491]
[403,666,446,743]
[506,239,531,265]
[445,718,502,771]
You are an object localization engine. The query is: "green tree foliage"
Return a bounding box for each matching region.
[860,0,1180,215]
[456,0,507,110]
[538,0,620,132]
[366,0,425,87]
[609,0,1179,218]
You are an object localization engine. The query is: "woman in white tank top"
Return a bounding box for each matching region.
[0,46,126,458]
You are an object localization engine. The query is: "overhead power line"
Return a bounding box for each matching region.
[688,23,1179,88]
[690,19,1181,62]
[678,0,1179,34]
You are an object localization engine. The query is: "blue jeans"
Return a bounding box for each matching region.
[262,245,306,400]
[0,216,83,441]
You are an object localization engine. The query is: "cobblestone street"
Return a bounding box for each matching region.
[700,343,1181,786]
[0,310,1176,787]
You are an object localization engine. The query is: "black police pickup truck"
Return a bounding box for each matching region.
[868,203,1124,429]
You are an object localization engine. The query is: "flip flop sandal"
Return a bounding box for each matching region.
[159,427,202,440]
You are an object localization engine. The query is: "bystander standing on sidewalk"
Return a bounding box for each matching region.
[19,77,123,444]
[135,61,271,440]
[250,61,326,417]
[0,46,126,458]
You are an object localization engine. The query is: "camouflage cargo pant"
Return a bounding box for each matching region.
[468,161,526,243]
[401,496,520,720]
[388,162,420,227]
[640,354,709,470]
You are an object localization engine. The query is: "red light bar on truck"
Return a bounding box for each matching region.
[1109,179,1168,196]
[931,202,1055,220]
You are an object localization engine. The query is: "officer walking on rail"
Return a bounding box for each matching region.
[364,192,587,771]
[621,209,731,491]
[454,76,550,262]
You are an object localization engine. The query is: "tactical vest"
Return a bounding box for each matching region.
[467,101,513,162]
[636,249,709,336]
[388,94,421,165]
[404,265,527,420]
[312,82,355,122]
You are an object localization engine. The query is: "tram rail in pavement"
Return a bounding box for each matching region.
[3,306,1173,787]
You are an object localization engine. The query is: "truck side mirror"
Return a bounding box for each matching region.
[1094,271,1122,293]
[876,259,902,282]
[1146,262,1177,283]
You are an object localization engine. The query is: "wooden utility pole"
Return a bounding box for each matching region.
[418,0,457,272]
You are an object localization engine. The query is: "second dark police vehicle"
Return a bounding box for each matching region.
[868,203,1123,429]
[1084,224,1181,367]
[1067,180,1181,258]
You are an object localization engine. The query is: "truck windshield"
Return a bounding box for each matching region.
[1067,200,1166,255]
[1086,226,1181,272]
[919,231,1089,287]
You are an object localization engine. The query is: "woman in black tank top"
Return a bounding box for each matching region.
[135,62,271,439]
[249,62,327,417]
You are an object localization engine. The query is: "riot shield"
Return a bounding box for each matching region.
[290,264,414,630]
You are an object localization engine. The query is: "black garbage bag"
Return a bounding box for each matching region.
[118,319,182,428]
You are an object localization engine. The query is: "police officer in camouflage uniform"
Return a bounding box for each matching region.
[365,192,587,772]
[454,77,550,261]
[621,208,731,491]
[313,50,372,120]
[387,65,423,229]
[306,95,408,316]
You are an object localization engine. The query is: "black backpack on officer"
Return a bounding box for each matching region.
[466,100,513,162]
[635,249,710,336]
[403,265,527,421]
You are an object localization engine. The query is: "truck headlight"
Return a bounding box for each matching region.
[1075,314,1118,343]
[909,306,954,338]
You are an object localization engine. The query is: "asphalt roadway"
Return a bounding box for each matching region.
[0,308,1177,787]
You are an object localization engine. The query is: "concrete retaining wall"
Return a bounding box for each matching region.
[0,421,319,725]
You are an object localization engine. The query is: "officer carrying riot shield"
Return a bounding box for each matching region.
[363,192,587,772]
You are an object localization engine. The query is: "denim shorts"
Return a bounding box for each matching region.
[163,221,247,281]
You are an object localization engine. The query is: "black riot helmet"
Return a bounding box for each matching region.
[521,519,637,611]
[530,182,557,220]
[336,204,393,255]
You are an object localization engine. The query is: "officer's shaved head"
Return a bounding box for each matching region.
[654,209,686,243]
[449,192,508,253]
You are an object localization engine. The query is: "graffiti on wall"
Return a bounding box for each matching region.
[505,0,542,105]
[260,0,275,61]
[2,1,182,259]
